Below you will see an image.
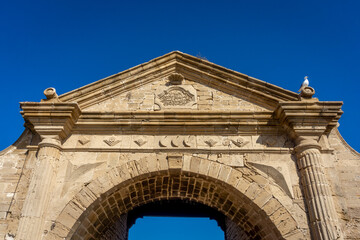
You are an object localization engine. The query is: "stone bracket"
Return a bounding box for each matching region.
[20,102,81,141]
[275,100,343,141]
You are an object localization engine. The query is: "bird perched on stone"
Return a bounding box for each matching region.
[298,76,309,92]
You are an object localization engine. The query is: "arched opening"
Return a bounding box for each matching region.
[127,199,227,240]
[48,157,302,240]
[128,216,224,240]
[127,199,226,230]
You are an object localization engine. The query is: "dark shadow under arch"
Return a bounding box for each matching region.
[127,199,226,231]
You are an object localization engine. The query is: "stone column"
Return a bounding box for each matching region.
[275,96,344,239]
[17,89,81,240]
[16,137,61,240]
[295,137,342,240]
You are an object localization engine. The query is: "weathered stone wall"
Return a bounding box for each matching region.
[0,130,34,239]
[44,153,307,240]
[85,78,270,112]
[327,129,360,239]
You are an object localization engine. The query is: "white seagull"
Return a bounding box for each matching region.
[298,76,309,92]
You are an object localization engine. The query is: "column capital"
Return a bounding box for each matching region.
[20,102,81,141]
[38,137,62,150]
[275,100,343,140]
[295,136,320,150]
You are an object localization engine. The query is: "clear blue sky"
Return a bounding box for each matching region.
[129,217,224,240]
[1,1,359,239]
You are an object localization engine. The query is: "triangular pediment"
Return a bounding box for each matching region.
[59,51,298,112]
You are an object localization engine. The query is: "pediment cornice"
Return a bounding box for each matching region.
[58,51,299,110]
[19,52,344,141]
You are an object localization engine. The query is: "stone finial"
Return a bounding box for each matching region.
[168,73,184,85]
[42,87,61,102]
[299,86,315,100]
[44,87,57,99]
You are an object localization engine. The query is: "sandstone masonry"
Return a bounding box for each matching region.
[0,51,359,240]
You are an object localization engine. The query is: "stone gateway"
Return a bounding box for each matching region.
[0,52,359,239]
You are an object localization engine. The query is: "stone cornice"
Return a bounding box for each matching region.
[58,51,299,109]
[73,110,281,134]
[275,100,343,140]
[20,102,81,141]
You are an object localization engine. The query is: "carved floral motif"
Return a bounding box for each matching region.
[158,87,195,106]
[222,137,249,148]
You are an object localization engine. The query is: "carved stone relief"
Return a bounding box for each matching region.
[103,136,120,146]
[63,135,294,150]
[222,137,251,148]
[154,84,197,110]
[78,136,90,145]
[167,73,184,85]
[158,87,194,106]
[134,138,147,147]
[158,136,195,148]
[205,139,217,147]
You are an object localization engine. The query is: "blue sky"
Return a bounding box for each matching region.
[1,1,359,239]
[128,217,224,240]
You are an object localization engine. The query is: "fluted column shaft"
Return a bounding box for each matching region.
[17,138,61,240]
[296,139,342,240]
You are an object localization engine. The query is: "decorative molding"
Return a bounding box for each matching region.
[159,139,167,147]
[231,137,249,148]
[159,136,193,148]
[168,73,184,85]
[183,140,191,147]
[222,139,231,146]
[134,138,147,147]
[205,139,217,147]
[104,137,120,146]
[171,140,179,147]
[78,136,90,145]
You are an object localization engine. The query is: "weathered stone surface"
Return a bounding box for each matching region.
[0,51,357,239]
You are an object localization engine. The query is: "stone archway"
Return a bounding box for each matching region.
[5,52,351,240]
[47,155,303,240]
